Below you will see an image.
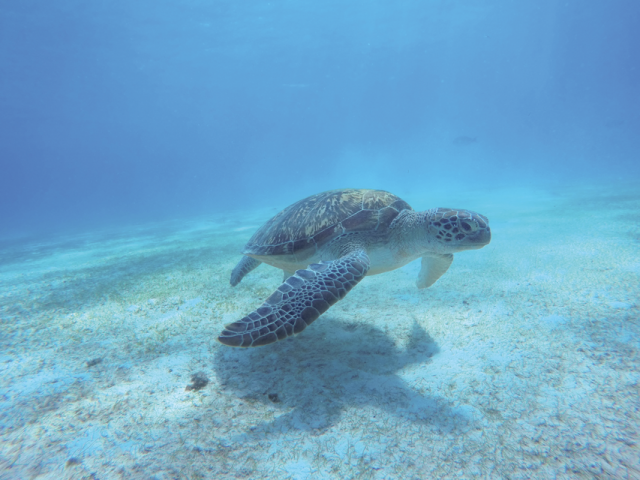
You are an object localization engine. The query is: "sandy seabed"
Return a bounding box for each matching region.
[1,181,639,480]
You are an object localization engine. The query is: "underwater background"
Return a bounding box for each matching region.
[2,0,639,235]
[1,1,639,479]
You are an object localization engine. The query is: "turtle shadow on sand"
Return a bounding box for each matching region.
[214,319,465,435]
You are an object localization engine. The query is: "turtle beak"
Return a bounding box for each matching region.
[469,227,491,248]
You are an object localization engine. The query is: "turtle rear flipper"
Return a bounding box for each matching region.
[218,250,370,347]
[230,256,262,286]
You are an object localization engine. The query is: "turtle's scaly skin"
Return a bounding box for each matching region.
[220,188,491,347]
[219,250,370,347]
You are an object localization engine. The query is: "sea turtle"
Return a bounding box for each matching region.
[219,189,491,347]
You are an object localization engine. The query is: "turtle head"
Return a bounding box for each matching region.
[426,208,491,252]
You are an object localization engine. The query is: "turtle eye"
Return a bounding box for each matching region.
[460,221,475,232]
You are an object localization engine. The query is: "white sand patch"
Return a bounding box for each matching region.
[234,225,260,232]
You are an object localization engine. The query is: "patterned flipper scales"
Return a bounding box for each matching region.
[218,250,370,347]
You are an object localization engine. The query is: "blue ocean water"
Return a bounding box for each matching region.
[1,0,638,235]
[1,1,640,479]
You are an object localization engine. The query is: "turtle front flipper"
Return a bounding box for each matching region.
[230,256,262,286]
[416,254,453,289]
[218,250,370,347]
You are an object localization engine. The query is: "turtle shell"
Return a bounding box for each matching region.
[244,189,412,256]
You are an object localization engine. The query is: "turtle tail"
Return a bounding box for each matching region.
[218,250,370,347]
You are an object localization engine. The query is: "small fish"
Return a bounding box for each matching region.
[453,136,478,146]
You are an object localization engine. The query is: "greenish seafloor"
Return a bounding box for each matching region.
[0,182,638,479]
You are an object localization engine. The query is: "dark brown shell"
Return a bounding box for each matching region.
[244,189,412,256]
